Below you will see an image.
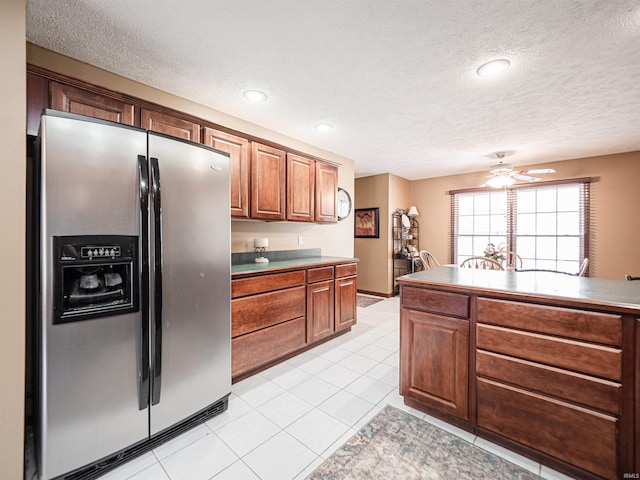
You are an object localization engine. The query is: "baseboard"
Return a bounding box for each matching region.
[357,289,393,298]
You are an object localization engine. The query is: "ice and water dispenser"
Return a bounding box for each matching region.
[53,235,139,323]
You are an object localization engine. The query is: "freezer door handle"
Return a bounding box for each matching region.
[138,155,150,410]
[150,157,163,405]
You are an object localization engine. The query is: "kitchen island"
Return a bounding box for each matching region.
[397,267,639,480]
[231,256,358,381]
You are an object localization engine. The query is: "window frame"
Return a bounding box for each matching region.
[449,177,591,273]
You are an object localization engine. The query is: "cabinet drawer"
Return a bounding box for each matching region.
[232,316,306,378]
[477,350,621,414]
[232,270,305,297]
[477,378,617,480]
[232,285,305,336]
[401,286,469,318]
[307,266,334,283]
[477,297,622,346]
[335,263,357,278]
[477,324,622,381]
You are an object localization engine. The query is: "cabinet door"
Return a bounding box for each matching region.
[400,308,469,420]
[50,81,134,126]
[287,153,315,222]
[307,280,335,343]
[203,128,250,218]
[315,162,338,223]
[141,108,200,142]
[27,73,49,136]
[335,275,357,331]
[251,143,286,220]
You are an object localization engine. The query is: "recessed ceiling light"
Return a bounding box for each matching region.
[476,59,511,77]
[314,123,334,132]
[243,90,268,102]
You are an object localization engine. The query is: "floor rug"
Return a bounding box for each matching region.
[307,405,539,480]
[356,295,384,308]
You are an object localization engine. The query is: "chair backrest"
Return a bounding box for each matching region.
[517,258,590,276]
[577,258,589,277]
[504,251,523,269]
[459,256,504,270]
[419,250,441,270]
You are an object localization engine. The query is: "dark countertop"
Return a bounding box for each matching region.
[398,266,640,315]
[232,256,358,278]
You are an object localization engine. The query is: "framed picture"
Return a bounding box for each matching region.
[355,207,380,238]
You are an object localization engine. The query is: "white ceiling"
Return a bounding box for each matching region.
[26,0,640,181]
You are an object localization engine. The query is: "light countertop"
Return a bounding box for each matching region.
[232,256,358,278]
[398,266,640,315]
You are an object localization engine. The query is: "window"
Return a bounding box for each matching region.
[450,179,590,274]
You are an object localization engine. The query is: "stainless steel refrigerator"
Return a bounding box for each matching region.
[31,110,231,479]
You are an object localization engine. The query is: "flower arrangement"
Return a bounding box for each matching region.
[484,243,506,263]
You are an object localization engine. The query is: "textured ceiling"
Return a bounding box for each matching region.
[26,0,640,180]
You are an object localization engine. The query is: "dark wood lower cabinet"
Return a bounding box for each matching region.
[232,317,306,377]
[307,280,335,343]
[400,308,469,420]
[335,275,357,331]
[398,279,637,480]
[232,261,357,381]
[477,378,618,480]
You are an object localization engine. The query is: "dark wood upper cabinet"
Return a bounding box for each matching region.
[27,66,340,225]
[251,142,286,221]
[315,162,338,223]
[27,73,49,136]
[287,153,315,222]
[50,81,135,126]
[203,128,250,218]
[141,108,200,142]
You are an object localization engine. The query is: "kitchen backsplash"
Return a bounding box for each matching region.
[231,248,321,265]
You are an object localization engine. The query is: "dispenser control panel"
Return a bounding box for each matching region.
[59,239,134,262]
[80,245,121,259]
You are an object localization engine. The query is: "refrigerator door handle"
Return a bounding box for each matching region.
[137,155,150,410]
[150,157,163,405]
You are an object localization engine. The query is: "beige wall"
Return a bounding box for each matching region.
[27,44,356,258]
[410,151,640,280]
[354,174,410,295]
[1,1,26,478]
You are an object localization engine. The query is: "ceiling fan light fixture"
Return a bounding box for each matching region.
[486,175,516,188]
[243,90,268,102]
[476,59,511,77]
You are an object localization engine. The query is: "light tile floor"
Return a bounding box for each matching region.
[101,296,575,480]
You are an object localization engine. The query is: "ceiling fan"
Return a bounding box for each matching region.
[484,153,555,188]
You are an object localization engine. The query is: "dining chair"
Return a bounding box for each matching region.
[504,251,523,270]
[459,256,505,270]
[577,258,589,277]
[419,250,441,270]
[516,257,590,276]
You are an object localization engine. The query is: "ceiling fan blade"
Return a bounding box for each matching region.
[519,168,556,174]
[511,173,541,182]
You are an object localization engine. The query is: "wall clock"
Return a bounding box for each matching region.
[337,188,352,221]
